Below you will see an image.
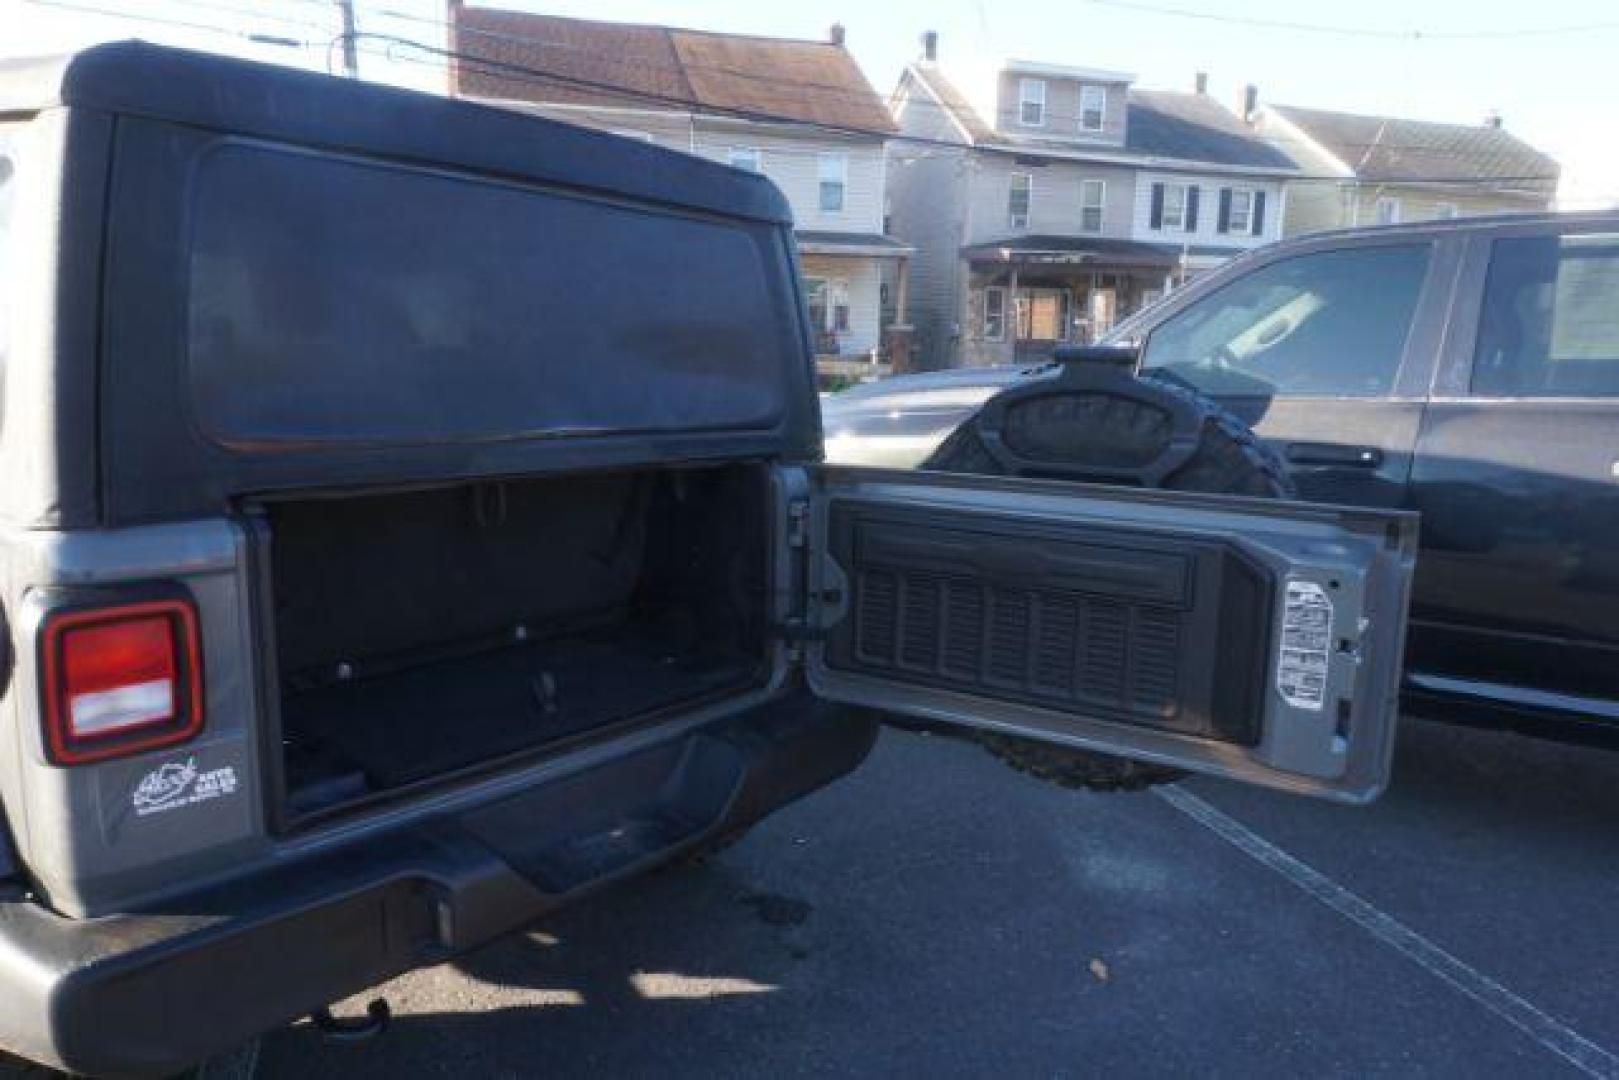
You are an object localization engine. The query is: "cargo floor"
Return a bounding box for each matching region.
[281,627,759,799]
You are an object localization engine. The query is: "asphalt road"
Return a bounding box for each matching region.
[255,716,1619,1079]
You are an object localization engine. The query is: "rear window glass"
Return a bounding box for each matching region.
[1473,234,1619,398]
[187,142,791,447]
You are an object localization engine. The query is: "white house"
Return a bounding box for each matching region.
[887,37,1299,369]
[1250,98,1559,235]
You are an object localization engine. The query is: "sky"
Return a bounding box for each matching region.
[5,0,1618,206]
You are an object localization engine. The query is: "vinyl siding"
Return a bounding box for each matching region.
[965,156,1137,244]
[1130,171,1285,250]
[887,75,974,368]
[691,125,887,234]
[1253,108,1554,235]
[486,102,887,234]
[1277,180,1354,237]
[1345,183,1550,228]
[994,72,1129,146]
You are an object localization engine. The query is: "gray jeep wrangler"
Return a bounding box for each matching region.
[0,43,1415,1076]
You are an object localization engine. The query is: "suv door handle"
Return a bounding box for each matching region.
[1286,442,1384,469]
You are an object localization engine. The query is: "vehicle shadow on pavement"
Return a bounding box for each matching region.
[258,720,1619,1079]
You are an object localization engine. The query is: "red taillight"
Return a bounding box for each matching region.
[41,600,203,765]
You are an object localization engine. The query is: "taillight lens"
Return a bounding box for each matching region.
[41,599,203,765]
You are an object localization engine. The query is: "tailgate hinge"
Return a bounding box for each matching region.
[785,498,811,549]
[776,497,844,662]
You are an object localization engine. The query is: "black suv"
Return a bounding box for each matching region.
[826,213,1619,737]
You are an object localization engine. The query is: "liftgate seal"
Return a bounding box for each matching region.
[1277,579,1332,711]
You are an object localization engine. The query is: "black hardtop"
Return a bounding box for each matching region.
[0,40,821,529]
[0,40,792,227]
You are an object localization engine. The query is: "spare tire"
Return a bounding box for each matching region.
[919,352,1294,792]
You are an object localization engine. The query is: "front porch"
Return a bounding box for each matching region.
[798,231,913,388]
[957,237,1181,366]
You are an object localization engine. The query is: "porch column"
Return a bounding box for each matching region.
[1007,266,1019,361]
[884,255,915,374]
[893,255,911,326]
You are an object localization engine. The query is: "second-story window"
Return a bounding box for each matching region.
[1228,189,1253,232]
[1218,187,1267,236]
[1080,179,1105,232]
[1009,172,1032,229]
[1019,78,1046,126]
[728,147,761,172]
[1376,196,1401,225]
[818,153,847,213]
[1079,85,1106,132]
[1152,181,1198,233]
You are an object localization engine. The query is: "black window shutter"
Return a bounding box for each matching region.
[1150,183,1165,228]
[1252,191,1268,235]
[1186,186,1201,231]
[1217,188,1232,233]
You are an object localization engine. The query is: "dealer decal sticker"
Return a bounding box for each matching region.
[132,756,239,817]
[1277,579,1332,711]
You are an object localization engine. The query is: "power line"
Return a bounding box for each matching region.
[18,0,1571,188]
[348,31,1567,187]
[30,0,1562,167]
[1075,0,1619,40]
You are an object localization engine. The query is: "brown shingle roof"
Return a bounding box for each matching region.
[1271,104,1559,184]
[450,6,896,134]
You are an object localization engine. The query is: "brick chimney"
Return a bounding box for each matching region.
[1241,84,1259,124]
[1194,71,1208,95]
[921,30,938,61]
[829,23,846,46]
[1484,110,1503,129]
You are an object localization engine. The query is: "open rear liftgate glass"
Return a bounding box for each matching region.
[798,467,1417,803]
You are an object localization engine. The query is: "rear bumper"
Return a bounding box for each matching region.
[0,695,875,1078]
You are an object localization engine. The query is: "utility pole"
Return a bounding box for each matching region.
[336,0,359,78]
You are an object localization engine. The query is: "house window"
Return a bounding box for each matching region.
[803,276,828,333]
[803,276,850,336]
[1080,179,1105,233]
[1435,202,1460,220]
[1019,78,1046,126]
[983,286,1007,340]
[830,279,851,333]
[728,147,760,172]
[1376,196,1401,225]
[1008,172,1032,229]
[818,154,847,213]
[1155,182,1196,232]
[1079,85,1106,132]
[1228,189,1253,232]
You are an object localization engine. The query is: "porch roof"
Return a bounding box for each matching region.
[797,230,914,257]
[961,235,1181,269]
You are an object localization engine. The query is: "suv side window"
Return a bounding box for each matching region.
[1141,244,1431,397]
[1472,233,1619,398]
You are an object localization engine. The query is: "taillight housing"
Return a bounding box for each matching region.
[40,599,204,765]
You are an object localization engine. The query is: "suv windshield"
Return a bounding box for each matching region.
[1140,244,1431,397]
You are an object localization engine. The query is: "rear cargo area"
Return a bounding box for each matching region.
[262,465,773,820]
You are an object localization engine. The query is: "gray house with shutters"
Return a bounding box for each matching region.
[887,39,1300,369]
